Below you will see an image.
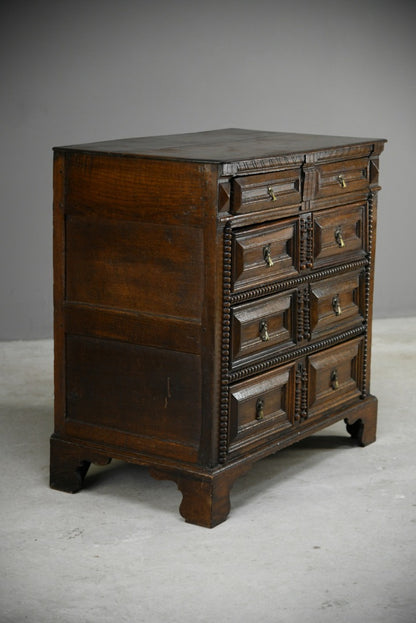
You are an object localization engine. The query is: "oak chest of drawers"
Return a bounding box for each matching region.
[50,128,386,527]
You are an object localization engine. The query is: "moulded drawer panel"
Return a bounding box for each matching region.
[316,158,369,199]
[313,204,366,268]
[231,290,297,366]
[228,362,296,452]
[232,219,299,292]
[307,338,363,419]
[231,168,302,214]
[309,270,364,341]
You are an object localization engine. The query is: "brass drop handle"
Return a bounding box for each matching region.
[335,228,345,248]
[263,244,274,267]
[337,175,347,188]
[259,320,270,342]
[267,186,277,201]
[332,295,342,316]
[256,398,265,420]
[330,369,339,390]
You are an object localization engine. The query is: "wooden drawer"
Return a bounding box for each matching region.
[307,338,363,420]
[316,158,369,199]
[231,290,297,366]
[313,203,366,268]
[232,219,299,292]
[231,168,301,214]
[228,363,296,452]
[309,270,364,341]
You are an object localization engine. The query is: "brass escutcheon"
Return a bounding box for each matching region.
[337,174,347,188]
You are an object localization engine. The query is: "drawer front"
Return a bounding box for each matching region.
[231,169,301,214]
[231,290,297,366]
[307,338,363,419]
[313,203,366,268]
[232,219,299,292]
[309,270,364,341]
[316,158,369,199]
[228,363,296,451]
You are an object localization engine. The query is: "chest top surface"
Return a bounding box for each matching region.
[55,128,386,163]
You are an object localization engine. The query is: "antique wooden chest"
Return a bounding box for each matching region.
[50,128,386,526]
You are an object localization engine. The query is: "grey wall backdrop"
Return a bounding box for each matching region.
[1,0,415,339]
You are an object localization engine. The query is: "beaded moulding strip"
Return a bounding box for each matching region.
[229,325,366,384]
[230,258,369,305]
[361,191,375,398]
[218,224,233,464]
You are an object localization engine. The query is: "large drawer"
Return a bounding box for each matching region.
[232,218,299,292]
[228,362,296,452]
[231,168,301,214]
[309,269,364,341]
[313,203,366,269]
[307,338,363,420]
[316,158,369,200]
[231,290,297,366]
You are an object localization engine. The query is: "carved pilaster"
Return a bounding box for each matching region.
[301,364,308,421]
[294,361,308,423]
[300,216,307,270]
[297,289,304,343]
[303,286,311,340]
[295,363,302,422]
[300,213,313,270]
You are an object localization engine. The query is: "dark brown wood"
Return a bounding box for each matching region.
[345,394,378,446]
[231,167,301,214]
[50,436,111,493]
[313,203,366,268]
[231,290,297,366]
[232,218,299,292]
[149,463,252,528]
[50,128,386,527]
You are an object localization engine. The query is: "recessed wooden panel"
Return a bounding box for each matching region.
[66,217,204,320]
[307,338,363,419]
[231,290,297,366]
[66,335,202,452]
[64,303,201,354]
[313,203,366,268]
[309,270,364,340]
[65,153,212,226]
[232,219,299,292]
[231,168,301,214]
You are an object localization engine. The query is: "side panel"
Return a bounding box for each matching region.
[66,335,202,461]
[53,151,219,465]
[66,217,204,320]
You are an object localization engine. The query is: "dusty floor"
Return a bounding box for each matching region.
[1,317,415,623]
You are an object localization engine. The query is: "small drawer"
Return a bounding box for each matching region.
[307,338,363,419]
[232,218,299,292]
[316,158,369,199]
[231,169,301,214]
[231,290,297,366]
[309,270,364,341]
[313,203,366,268]
[228,363,296,451]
